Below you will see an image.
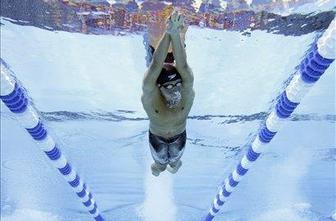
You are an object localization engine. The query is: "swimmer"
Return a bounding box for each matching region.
[141,11,195,176]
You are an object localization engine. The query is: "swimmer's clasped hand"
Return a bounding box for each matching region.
[166,11,185,35]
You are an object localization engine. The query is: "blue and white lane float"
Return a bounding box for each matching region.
[204,18,335,221]
[0,60,105,221]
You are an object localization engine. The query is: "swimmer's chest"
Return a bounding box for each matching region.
[152,99,188,124]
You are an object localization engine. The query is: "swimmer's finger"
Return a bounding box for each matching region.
[166,17,171,25]
[180,16,185,25]
[170,12,175,20]
[180,14,185,21]
[166,17,171,24]
[172,12,178,22]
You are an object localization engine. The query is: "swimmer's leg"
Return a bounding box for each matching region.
[151,162,167,177]
[167,132,186,174]
[167,159,182,174]
[167,149,183,174]
[149,142,169,176]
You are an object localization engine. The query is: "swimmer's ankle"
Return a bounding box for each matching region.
[151,162,167,176]
[167,160,182,174]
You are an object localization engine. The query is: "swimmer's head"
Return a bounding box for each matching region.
[157,64,183,108]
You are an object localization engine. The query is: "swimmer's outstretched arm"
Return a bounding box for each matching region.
[169,14,194,87]
[170,32,189,71]
[143,32,171,93]
[152,32,171,68]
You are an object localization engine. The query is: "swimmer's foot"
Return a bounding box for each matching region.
[167,160,182,174]
[151,163,167,177]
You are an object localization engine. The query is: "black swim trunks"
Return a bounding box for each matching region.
[149,130,187,165]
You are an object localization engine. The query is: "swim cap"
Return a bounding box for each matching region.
[156,65,182,86]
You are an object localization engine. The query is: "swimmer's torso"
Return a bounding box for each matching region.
[143,87,194,138]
